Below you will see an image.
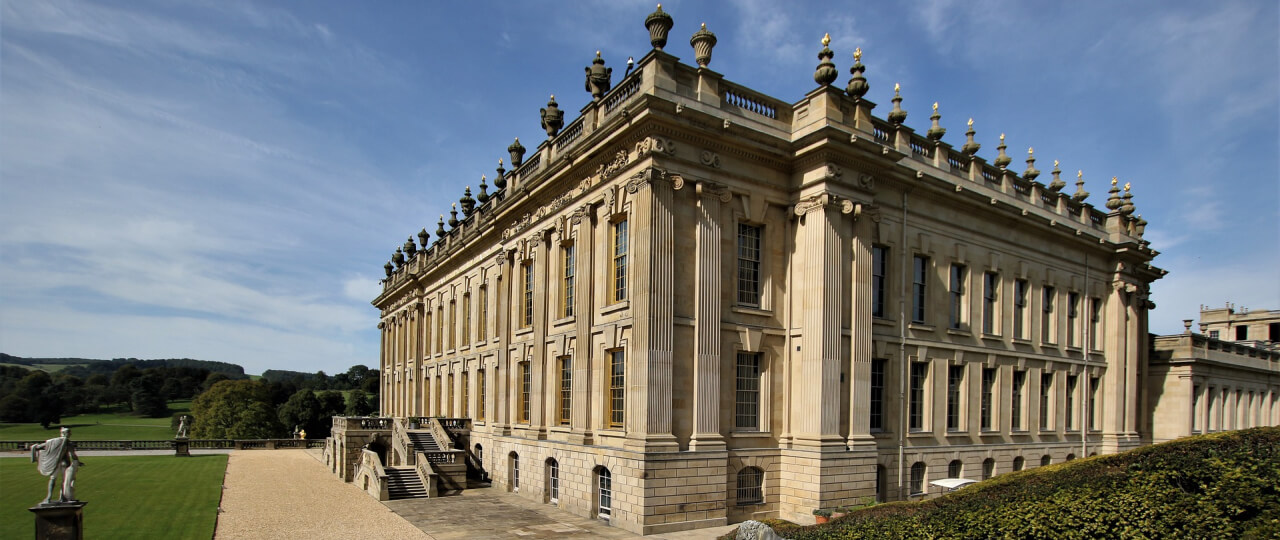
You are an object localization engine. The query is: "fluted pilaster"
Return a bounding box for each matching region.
[626,168,678,451]
[792,193,850,447]
[690,181,730,449]
[848,213,875,444]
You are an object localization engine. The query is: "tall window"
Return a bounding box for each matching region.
[872,245,887,318]
[1236,325,1248,340]
[909,362,928,431]
[1042,286,1056,344]
[448,301,456,350]
[735,352,762,430]
[1066,374,1078,430]
[982,458,995,480]
[478,287,487,341]
[562,245,575,317]
[947,365,964,431]
[1011,370,1027,430]
[1013,456,1025,471]
[737,224,762,306]
[611,219,628,303]
[1089,376,1100,431]
[980,367,995,430]
[447,373,454,416]
[1040,373,1053,430]
[1089,297,1101,349]
[1014,279,1028,339]
[597,468,613,518]
[912,256,928,323]
[982,272,999,334]
[1067,292,1080,347]
[461,372,469,417]
[477,368,486,421]
[521,263,534,328]
[437,306,444,351]
[510,453,520,492]
[518,361,531,424]
[558,356,572,426]
[910,462,926,495]
[870,358,886,432]
[949,264,967,330]
[736,467,764,505]
[948,460,963,478]
[462,294,471,345]
[425,311,434,355]
[548,459,560,503]
[608,350,625,428]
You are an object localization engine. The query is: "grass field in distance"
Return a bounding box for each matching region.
[0,400,191,441]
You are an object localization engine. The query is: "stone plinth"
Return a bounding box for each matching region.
[29,501,86,540]
[174,438,190,457]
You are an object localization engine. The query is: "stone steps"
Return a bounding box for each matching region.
[386,467,427,500]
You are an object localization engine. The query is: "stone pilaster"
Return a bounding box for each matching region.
[848,208,875,446]
[690,180,730,450]
[571,204,594,442]
[625,168,678,451]
[494,250,512,433]
[792,192,852,447]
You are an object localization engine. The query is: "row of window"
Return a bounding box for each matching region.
[879,247,1102,347]
[502,451,614,519]
[906,454,1082,495]
[888,361,1099,434]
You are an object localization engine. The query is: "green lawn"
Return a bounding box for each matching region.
[0,401,192,441]
[0,454,227,540]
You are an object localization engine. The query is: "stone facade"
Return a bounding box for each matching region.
[1147,332,1280,443]
[1198,304,1280,350]
[363,9,1230,535]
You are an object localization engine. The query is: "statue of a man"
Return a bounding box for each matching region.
[176,415,189,439]
[30,427,84,504]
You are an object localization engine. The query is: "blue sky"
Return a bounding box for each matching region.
[1,0,1276,376]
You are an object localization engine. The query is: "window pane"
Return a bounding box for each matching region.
[735,352,761,429]
[737,224,762,306]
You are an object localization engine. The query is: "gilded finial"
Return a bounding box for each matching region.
[854,47,862,61]
[701,22,706,29]
[1054,159,1059,167]
[927,101,945,141]
[1028,147,1034,155]
[1000,133,1006,143]
[895,82,900,92]
[933,101,939,113]
[499,158,503,166]
[1112,176,1118,187]
[888,82,907,124]
[550,94,555,100]
[822,33,830,46]
[967,118,974,128]
[1124,182,1131,192]
[657,3,661,7]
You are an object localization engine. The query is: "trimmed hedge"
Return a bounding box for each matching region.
[728,428,1280,539]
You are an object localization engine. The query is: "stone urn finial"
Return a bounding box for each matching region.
[448,203,459,228]
[403,236,417,257]
[846,47,869,98]
[392,247,405,268]
[690,23,717,68]
[508,138,525,167]
[926,102,946,141]
[814,33,838,86]
[384,261,393,277]
[1023,147,1040,181]
[460,186,476,217]
[477,175,490,204]
[1120,183,1135,215]
[646,4,674,50]
[494,159,507,189]
[961,118,981,156]
[1071,171,1090,202]
[541,94,564,138]
[585,51,613,99]
[1048,160,1065,192]
[887,83,908,125]
[436,215,446,237]
[994,133,1011,168]
[418,228,430,247]
[1105,177,1123,210]
[1135,214,1147,237]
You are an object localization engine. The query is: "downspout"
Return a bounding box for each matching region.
[1082,253,1090,459]
[897,189,910,498]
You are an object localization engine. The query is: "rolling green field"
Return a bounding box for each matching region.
[0,454,227,540]
[0,401,191,441]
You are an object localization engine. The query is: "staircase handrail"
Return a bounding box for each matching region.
[356,448,390,501]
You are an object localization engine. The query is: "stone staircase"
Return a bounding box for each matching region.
[407,431,441,453]
[386,467,428,500]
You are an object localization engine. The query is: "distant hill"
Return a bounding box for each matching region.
[0,353,246,378]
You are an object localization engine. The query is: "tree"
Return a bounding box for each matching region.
[227,402,285,439]
[0,394,30,422]
[190,379,273,439]
[201,372,231,393]
[277,389,323,437]
[345,389,374,416]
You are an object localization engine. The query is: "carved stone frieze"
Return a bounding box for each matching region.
[636,136,676,157]
[699,150,722,168]
[793,192,857,216]
[696,180,732,203]
[597,149,632,179]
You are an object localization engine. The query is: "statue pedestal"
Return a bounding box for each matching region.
[29,501,86,540]
[174,438,190,457]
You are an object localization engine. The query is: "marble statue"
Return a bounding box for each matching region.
[176,415,189,438]
[30,427,84,505]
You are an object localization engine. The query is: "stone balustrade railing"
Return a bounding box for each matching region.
[332,416,392,431]
[0,439,325,452]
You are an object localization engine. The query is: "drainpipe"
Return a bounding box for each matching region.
[897,190,910,498]
[1082,253,1090,459]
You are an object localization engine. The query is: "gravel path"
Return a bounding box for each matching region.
[215,450,431,540]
